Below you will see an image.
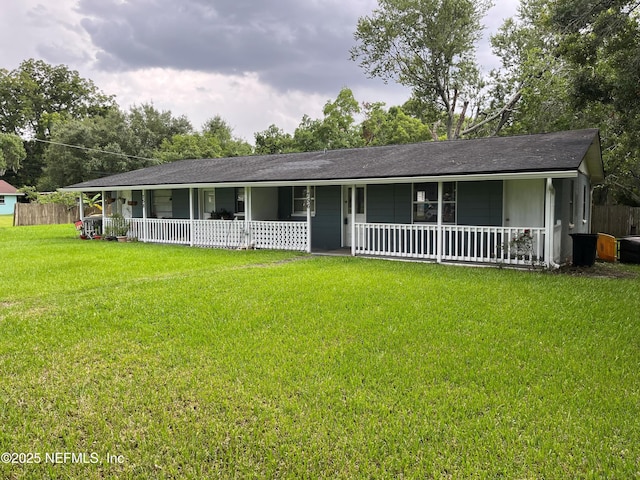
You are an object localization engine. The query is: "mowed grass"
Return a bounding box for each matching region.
[0,214,12,228]
[1,224,639,479]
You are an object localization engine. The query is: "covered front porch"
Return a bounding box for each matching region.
[106,217,549,266]
[79,177,560,268]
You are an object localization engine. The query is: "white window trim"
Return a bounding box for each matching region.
[200,189,216,219]
[412,182,457,224]
[292,186,316,217]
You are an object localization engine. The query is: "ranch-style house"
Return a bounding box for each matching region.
[63,129,604,268]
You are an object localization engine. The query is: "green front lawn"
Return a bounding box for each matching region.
[0,214,12,228]
[1,224,639,478]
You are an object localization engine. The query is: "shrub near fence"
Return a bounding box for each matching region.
[592,205,640,238]
[13,203,79,226]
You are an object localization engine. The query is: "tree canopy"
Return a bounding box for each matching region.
[0,133,27,176]
[487,0,640,204]
[2,7,640,209]
[550,0,640,204]
[41,104,192,189]
[0,59,115,139]
[351,0,492,139]
[0,59,115,186]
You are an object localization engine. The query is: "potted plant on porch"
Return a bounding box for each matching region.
[210,209,234,220]
[104,213,129,242]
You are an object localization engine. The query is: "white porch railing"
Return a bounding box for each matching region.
[355,223,547,266]
[193,220,246,248]
[193,220,308,251]
[128,218,191,245]
[354,223,440,260]
[106,218,308,252]
[247,221,309,251]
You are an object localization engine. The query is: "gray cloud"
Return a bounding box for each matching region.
[77,0,366,93]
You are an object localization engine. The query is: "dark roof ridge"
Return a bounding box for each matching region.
[63,129,602,190]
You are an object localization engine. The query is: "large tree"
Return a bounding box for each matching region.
[201,116,252,157]
[41,104,193,189]
[550,0,640,204]
[488,0,640,204]
[351,0,492,140]
[361,103,433,145]
[154,133,223,162]
[293,88,364,151]
[127,103,193,159]
[0,133,27,176]
[488,0,581,136]
[40,109,135,189]
[0,59,114,138]
[154,115,252,161]
[0,59,115,186]
[254,125,297,155]
[254,88,435,154]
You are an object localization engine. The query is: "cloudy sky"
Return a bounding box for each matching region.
[1,0,520,143]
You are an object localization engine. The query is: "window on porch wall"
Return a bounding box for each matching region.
[202,189,215,218]
[413,182,456,223]
[292,186,315,216]
[235,188,245,217]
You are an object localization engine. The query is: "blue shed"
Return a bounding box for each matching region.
[0,180,23,216]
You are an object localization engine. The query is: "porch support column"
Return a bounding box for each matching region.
[245,186,252,249]
[101,190,106,226]
[78,192,85,221]
[351,184,357,256]
[436,181,443,263]
[142,189,147,243]
[189,187,194,247]
[544,178,555,268]
[306,185,312,253]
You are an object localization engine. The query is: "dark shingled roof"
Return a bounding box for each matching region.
[64,129,602,190]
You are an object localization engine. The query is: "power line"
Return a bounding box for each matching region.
[33,138,159,163]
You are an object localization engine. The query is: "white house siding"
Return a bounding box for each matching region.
[503,179,545,228]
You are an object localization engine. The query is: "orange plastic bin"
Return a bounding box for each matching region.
[597,233,617,262]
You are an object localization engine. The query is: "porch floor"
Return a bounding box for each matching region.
[312,248,352,256]
[311,248,545,270]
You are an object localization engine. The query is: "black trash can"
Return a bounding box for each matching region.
[570,233,598,267]
[618,236,640,264]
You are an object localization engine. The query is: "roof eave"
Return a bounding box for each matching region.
[60,169,580,192]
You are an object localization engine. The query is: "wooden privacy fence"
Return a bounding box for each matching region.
[13,203,79,226]
[592,205,640,238]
